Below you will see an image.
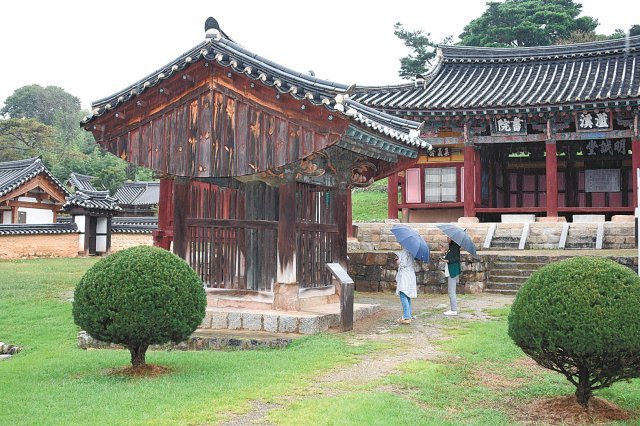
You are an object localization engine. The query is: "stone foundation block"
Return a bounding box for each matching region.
[278,315,298,333]
[299,316,329,334]
[263,315,279,333]
[242,313,263,331]
[228,312,242,330]
[211,312,229,329]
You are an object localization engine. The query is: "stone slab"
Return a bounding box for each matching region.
[573,215,605,223]
[501,214,536,223]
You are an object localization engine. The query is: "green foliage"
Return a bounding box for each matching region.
[73,246,207,366]
[0,118,54,161]
[630,25,640,37]
[393,23,437,79]
[508,257,640,407]
[459,0,598,47]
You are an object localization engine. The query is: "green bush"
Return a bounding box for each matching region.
[73,246,207,367]
[508,257,640,407]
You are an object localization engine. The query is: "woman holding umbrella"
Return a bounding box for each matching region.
[390,225,430,325]
[395,248,417,324]
[437,224,477,317]
[441,238,461,316]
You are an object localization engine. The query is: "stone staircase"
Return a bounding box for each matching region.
[489,225,522,249]
[564,224,598,249]
[485,255,551,294]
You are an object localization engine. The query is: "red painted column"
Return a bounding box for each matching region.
[463,145,475,218]
[633,137,640,208]
[153,177,174,250]
[172,177,190,260]
[546,140,558,218]
[475,148,482,208]
[387,173,399,219]
[274,172,299,311]
[346,187,353,238]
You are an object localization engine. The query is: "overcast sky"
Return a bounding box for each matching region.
[1,0,637,111]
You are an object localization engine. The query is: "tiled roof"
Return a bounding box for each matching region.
[68,173,97,192]
[82,18,429,150]
[112,216,158,234]
[114,182,159,206]
[0,222,78,235]
[352,36,640,115]
[0,157,70,198]
[63,190,121,213]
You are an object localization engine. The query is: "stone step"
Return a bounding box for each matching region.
[492,262,546,271]
[485,288,519,295]
[494,255,554,263]
[489,267,539,277]
[200,303,381,335]
[486,275,529,284]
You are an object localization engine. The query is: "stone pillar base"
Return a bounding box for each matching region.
[537,217,567,223]
[612,215,635,223]
[273,282,300,311]
[458,217,479,224]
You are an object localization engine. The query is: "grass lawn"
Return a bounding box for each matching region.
[351,178,389,222]
[0,258,376,425]
[2,258,639,424]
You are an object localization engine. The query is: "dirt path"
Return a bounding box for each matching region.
[220,292,514,425]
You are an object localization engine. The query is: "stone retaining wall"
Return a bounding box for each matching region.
[351,222,636,251]
[348,251,638,294]
[348,251,487,294]
[0,234,78,259]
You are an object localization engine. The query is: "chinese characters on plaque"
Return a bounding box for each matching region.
[492,116,527,135]
[576,111,610,131]
[584,139,626,156]
[428,147,452,157]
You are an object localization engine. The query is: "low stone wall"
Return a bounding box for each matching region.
[110,233,154,252]
[348,251,487,295]
[348,251,637,294]
[0,234,78,259]
[77,331,291,351]
[351,222,636,250]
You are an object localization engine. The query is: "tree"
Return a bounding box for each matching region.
[73,246,207,368]
[630,25,640,37]
[508,257,640,408]
[0,118,54,161]
[459,0,598,47]
[394,23,438,79]
[1,85,82,141]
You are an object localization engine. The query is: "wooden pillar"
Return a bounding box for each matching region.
[387,173,399,219]
[333,181,349,268]
[274,173,299,311]
[346,187,353,238]
[546,139,559,217]
[11,207,18,224]
[172,177,190,260]
[633,137,640,209]
[106,216,113,255]
[463,144,476,218]
[153,177,173,250]
[475,147,482,207]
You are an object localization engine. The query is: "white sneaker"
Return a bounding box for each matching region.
[443,310,458,316]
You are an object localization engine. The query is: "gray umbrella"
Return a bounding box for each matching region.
[436,224,477,256]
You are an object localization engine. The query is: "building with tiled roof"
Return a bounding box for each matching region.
[0,157,70,225]
[113,181,159,216]
[68,173,98,192]
[351,36,640,223]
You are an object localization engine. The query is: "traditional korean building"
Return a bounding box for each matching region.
[0,157,69,224]
[81,18,428,310]
[114,181,159,216]
[353,36,640,222]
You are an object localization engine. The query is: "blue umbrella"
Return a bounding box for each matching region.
[391,225,430,262]
[436,224,477,256]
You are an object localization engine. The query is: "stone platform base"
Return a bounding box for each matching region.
[200,303,381,335]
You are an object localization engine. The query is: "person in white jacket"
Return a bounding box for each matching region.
[395,248,417,324]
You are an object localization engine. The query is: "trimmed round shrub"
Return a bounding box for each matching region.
[508,257,640,407]
[73,246,207,367]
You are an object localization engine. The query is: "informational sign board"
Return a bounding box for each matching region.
[585,169,620,193]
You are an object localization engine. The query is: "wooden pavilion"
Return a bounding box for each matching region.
[353,37,640,223]
[81,18,429,310]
